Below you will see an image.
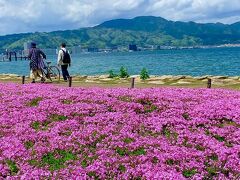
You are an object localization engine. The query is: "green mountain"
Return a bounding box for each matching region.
[98,16,240,45]
[0,16,239,50]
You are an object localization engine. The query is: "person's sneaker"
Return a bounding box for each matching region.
[41,77,45,83]
[64,79,68,82]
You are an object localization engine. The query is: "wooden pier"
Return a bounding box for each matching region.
[0,50,28,62]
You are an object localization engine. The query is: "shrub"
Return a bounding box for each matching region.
[119,67,129,78]
[108,70,118,78]
[140,68,150,80]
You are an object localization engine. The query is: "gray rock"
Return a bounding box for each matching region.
[99,75,109,79]
[148,81,165,85]
[228,76,239,80]
[172,75,186,80]
[212,76,228,79]
[158,75,174,80]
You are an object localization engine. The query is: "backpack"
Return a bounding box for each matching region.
[62,49,71,64]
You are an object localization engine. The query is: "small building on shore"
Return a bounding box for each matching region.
[129,44,138,51]
[88,47,99,52]
[71,46,82,54]
[23,42,31,56]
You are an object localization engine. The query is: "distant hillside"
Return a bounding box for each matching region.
[98,16,240,45]
[0,16,239,50]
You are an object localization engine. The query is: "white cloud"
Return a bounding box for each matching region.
[0,0,239,35]
[146,0,240,22]
[112,0,145,11]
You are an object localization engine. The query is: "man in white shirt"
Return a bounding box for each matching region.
[57,43,71,81]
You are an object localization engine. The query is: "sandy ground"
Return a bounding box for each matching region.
[1,74,240,90]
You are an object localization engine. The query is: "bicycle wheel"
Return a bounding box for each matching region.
[48,66,60,82]
[41,68,49,80]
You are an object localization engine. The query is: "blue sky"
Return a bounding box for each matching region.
[0,0,239,35]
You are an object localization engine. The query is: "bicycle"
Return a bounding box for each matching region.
[41,61,60,82]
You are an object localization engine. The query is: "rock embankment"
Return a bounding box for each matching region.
[1,74,240,88]
[72,75,240,86]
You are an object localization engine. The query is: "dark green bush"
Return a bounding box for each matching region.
[119,67,129,78]
[108,70,118,78]
[140,68,150,80]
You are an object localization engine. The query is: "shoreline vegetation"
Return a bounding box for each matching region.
[1,74,240,89]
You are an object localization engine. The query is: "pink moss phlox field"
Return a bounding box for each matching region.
[0,83,239,179]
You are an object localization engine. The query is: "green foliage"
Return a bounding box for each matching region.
[161,125,172,138]
[123,137,135,144]
[6,160,19,175]
[24,141,35,149]
[131,147,146,156]
[143,104,158,113]
[205,130,211,136]
[182,138,193,148]
[41,149,76,171]
[107,106,116,112]
[116,147,128,156]
[213,134,225,142]
[182,112,191,120]
[195,144,205,151]
[108,70,118,78]
[87,171,100,180]
[49,114,68,122]
[87,134,107,150]
[119,67,129,78]
[135,98,158,113]
[208,154,218,161]
[27,97,43,107]
[151,156,159,164]
[182,168,197,178]
[224,141,234,148]
[42,153,64,171]
[59,130,72,136]
[30,121,41,130]
[118,95,132,102]
[118,164,126,172]
[80,155,98,169]
[166,159,179,166]
[137,98,153,106]
[115,147,146,156]
[206,166,218,176]
[161,125,179,142]
[140,68,150,80]
[62,99,73,104]
[42,120,51,127]
[81,159,88,168]
[30,114,68,131]
[28,159,39,167]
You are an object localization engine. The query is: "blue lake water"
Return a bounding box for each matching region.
[1,47,240,76]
